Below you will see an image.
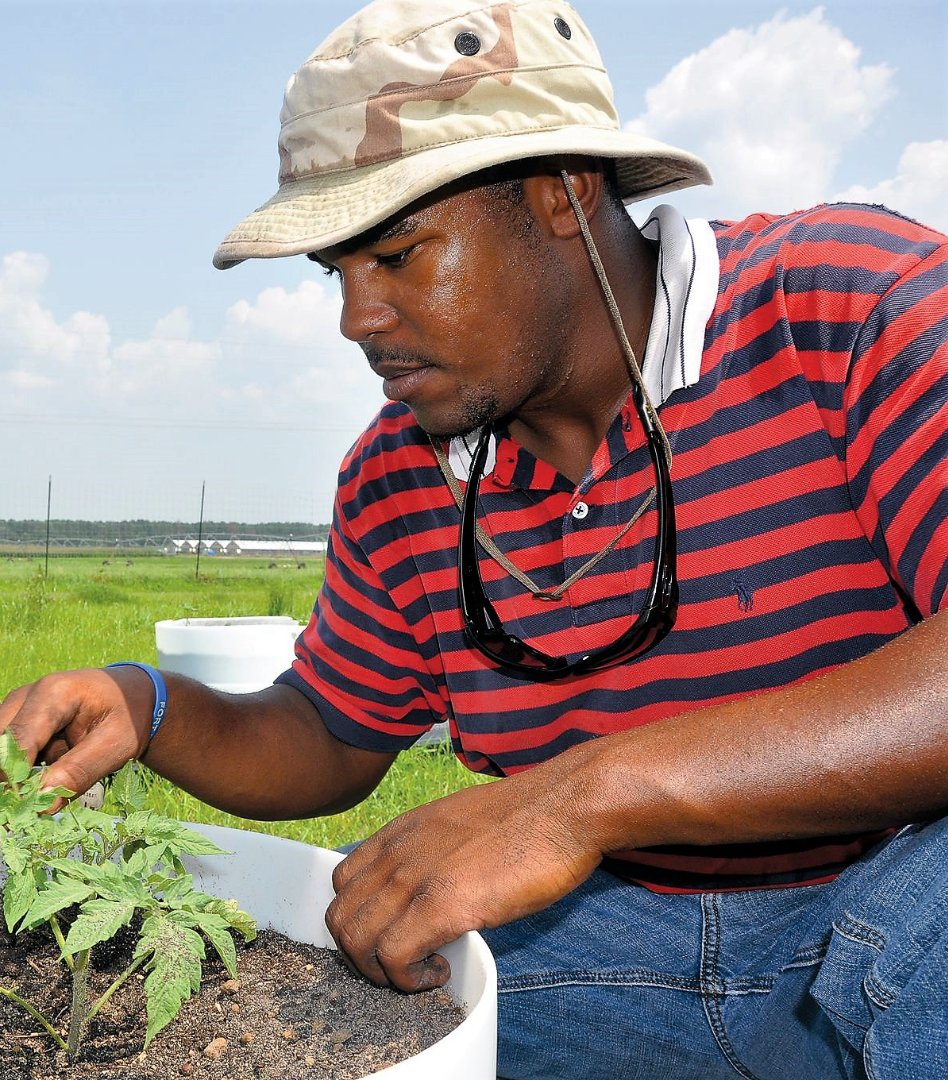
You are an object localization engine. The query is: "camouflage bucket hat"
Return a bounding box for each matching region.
[213,0,712,270]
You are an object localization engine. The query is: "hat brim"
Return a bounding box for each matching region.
[213,127,711,269]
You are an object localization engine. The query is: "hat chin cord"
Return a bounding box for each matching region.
[558,170,672,470]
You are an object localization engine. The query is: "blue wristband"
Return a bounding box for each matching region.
[106,662,168,742]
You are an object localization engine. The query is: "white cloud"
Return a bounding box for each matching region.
[627,7,895,216]
[152,306,194,340]
[0,252,110,368]
[0,255,381,522]
[5,370,53,391]
[223,279,382,424]
[1,251,49,295]
[0,251,381,442]
[227,279,342,347]
[833,140,948,232]
[111,308,222,397]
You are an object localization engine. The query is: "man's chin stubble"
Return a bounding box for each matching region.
[413,389,501,441]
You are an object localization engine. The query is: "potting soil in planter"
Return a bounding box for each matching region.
[0,918,465,1079]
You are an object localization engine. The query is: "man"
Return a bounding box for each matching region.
[2,2,946,1077]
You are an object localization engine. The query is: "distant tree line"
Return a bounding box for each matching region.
[0,520,330,544]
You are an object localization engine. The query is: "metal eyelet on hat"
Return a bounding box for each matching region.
[554,17,572,40]
[454,31,481,56]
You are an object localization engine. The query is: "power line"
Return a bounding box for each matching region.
[0,413,362,433]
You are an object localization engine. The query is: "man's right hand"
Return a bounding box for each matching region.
[1,669,397,821]
[0,666,155,802]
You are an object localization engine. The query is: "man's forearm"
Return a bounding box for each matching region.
[565,609,948,855]
[138,676,396,820]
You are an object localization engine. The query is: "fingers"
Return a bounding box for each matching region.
[41,721,138,803]
[0,669,144,799]
[1,675,79,763]
[326,883,455,992]
[327,839,462,992]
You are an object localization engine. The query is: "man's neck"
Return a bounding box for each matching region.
[507,223,657,485]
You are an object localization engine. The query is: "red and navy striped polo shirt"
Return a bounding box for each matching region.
[278,202,947,892]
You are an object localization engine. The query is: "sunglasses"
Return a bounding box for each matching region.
[458,390,678,682]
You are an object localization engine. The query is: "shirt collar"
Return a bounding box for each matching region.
[639,203,720,405]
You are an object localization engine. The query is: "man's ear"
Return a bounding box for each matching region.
[524,158,604,239]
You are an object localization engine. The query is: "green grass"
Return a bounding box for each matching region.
[0,554,489,848]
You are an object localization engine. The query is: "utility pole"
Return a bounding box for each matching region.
[195,481,206,580]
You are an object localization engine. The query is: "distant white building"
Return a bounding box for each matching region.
[163,538,326,558]
[163,538,198,555]
[226,540,327,558]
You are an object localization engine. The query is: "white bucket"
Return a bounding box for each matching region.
[155,616,301,693]
[0,824,498,1077]
[185,824,498,1078]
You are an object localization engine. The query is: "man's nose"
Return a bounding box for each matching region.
[338,275,399,342]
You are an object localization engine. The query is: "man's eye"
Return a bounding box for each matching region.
[376,247,413,268]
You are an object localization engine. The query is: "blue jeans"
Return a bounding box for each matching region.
[482,817,948,1079]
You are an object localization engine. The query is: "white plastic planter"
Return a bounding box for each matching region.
[185,824,498,1078]
[155,615,451,745]
[0,824,498,1077]
[155,616,301,694]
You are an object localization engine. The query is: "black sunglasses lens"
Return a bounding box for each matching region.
[458,420,676,681]
[473,628,563,669]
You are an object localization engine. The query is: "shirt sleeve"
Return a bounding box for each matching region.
[275,486,449,752]
[844,235,948,618]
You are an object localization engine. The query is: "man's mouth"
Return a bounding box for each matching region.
[379,365,434,402]
[365,347,438,403]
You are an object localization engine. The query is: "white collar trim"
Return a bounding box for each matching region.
[639,204,719,406]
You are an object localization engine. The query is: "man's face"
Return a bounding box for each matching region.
[313,179,575,439]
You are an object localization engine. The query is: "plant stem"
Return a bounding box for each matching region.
[66,948,91,1061]
[85,952,147,1026]
[49,914,75,972]
[0,984,68,1050]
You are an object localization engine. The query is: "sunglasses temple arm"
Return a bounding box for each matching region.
[459,429,506,636]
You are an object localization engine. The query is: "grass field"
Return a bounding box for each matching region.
[0,553,489,848]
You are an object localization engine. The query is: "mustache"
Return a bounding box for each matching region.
[362,344,439,372]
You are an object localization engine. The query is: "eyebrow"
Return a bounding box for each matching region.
[374,216,421,245]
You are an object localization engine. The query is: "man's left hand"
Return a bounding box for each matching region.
[325,757,603,991]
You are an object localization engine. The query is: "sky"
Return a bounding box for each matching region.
[1,0,945,526]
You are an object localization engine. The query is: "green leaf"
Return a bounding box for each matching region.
[3,868,39,932]
[21,878,94,931]
[161,826,229,858]
[64,898,137,954]
[0,730,32,785]
[45,857,104,885]
[121,843,162,879]
[118,809,161,840]
[135,914,205,1047]
[107,763,147,815]
[63,804,115,835]
[121,814,228,859]
[32,810,79,845]
[0,835,30,875]
[32,815,89,859]
[190,911,238,978]
[45,858,148,905]
[196,897,257,943]
[155,871,196,905]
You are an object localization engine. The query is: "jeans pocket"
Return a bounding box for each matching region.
[809,913,886,1053]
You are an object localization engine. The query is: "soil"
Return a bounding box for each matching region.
[0,918,465,1079]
